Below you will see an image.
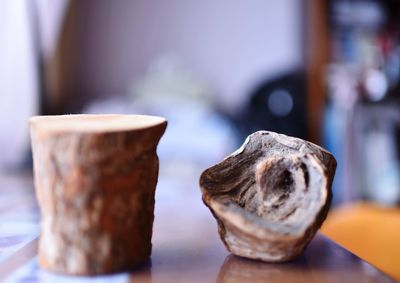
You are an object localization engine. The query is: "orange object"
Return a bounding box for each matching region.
[321,202,400,281]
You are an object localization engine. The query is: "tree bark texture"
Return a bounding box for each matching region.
[30,115,167,275]
[200,131,336,262]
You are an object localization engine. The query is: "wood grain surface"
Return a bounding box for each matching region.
[0,173,395,283]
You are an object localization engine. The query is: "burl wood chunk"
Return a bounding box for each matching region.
[30,114,167,275]
[200,131,336,262]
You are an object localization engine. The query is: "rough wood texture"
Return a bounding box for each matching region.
[200,131,336,262]
[30,114,167,275]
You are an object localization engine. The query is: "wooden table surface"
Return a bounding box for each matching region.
[0,171,396,283]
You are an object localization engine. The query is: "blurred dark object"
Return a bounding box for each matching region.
[353,99,400,205]
[328,0,400,102]
[233,71,307,142]
[324,0,400,205]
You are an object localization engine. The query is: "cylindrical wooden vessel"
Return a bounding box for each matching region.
[29,114,167,275]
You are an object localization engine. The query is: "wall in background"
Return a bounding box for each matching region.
[0,0,39,169]
[62,0,303,112]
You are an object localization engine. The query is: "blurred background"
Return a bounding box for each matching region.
[1,0,400,280]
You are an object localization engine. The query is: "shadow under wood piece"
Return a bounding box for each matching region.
[200,131,336,262]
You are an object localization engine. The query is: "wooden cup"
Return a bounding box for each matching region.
[29,114,167,275]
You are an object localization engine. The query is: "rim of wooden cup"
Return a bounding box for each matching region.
[29,114,167,133]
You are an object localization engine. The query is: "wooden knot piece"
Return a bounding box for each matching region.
[200,131,336,262]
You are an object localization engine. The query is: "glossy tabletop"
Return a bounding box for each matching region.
[0,172,395,283]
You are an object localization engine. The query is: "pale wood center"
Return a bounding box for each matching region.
[30,114,166,132]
